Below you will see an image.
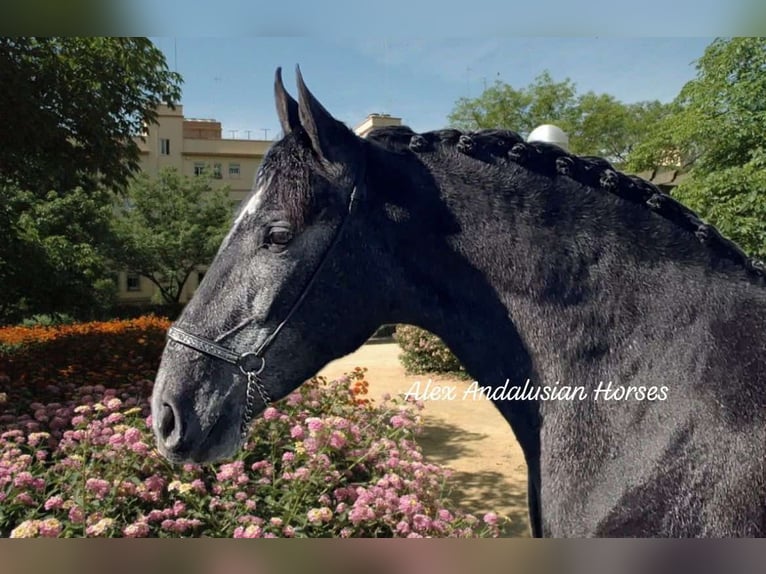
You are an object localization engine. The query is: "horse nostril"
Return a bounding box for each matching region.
[159,402,177,442]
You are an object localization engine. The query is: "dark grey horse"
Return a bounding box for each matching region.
[151,68,766,537]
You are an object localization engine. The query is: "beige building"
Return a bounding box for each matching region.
[117,105,402,305]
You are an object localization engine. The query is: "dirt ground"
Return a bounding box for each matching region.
[318,341,530,537]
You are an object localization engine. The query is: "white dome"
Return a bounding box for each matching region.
[527,124,569,151]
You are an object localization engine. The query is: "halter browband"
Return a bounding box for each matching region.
[167,183,360,438]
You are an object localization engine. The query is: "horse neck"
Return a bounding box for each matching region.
[393,160,744,396]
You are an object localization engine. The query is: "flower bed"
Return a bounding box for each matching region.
[0,319,503,538]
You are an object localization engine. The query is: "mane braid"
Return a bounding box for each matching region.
[367,126,766,285]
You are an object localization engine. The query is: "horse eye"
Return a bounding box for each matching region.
[267,228,293,246]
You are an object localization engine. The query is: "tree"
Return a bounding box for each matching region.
[448,71,670,166]
[111,169,234,307]
[0,37,182,194]
[627,38,766,260]
[0,38,182,324]
[0,185,117,324]
[449,71,579,137]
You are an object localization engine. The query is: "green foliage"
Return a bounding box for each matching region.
[449,72,578,137]
[629,38,766,175]
[0,37,182,194]
[673,152,766,261]
[395,325,467,376]
[20,314,76,328]
[0,185,117,325]
[0,37,182,324]
[448,71,670,166]
[110,168,234,305]
[627,38,766,259]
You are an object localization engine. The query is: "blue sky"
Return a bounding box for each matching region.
[151,38,714,140]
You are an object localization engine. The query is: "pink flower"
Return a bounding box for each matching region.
[86,518,114,537]
[105,398,122,411]
[144,474,165,492]
[147,510,164,523]
[437,509,453,522]
[13,471,35,488]
[305,417,323,432]
[108,434,124,447]
[130,441,149,456]
[282,452,295,463]
[68,506,84,524]
[216,461,244,482]
[412,514,432,531]
[38,518,62,537]
[190,479,207,494]
[44,495,64,511]
[306,507,333,524]
[124,427,142,444]
[15,492,35,506]
[329,431,346,449]
[262,407,279,421]
[85,478,111,499]
[123,522,150,538]
[398,495,423,516]
[482,512,498,526]
[390,415,407,429]
[104,412,123,425]
[303,437,319,455]
[348,504,375,525]
[10,520,39,538]
[290,425,304,439]
[173,500,186,516]
[233,524,263,538]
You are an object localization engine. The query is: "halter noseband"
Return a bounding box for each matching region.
[166,183,360,439]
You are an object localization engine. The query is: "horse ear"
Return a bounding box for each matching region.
[295,65,357,163]
[274,67,299,135]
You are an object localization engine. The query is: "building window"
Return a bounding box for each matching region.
[126,273,141,292]
[213,163,222,179]
[160,138,171,155]
[194,162,206,176]
[229,163,241,178]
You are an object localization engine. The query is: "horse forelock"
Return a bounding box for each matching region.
[366,125,766,285]
[253,133,318,229]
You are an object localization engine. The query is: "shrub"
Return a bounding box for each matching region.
[395,325,467,377]
[0,319,504,537]
[20,314,76,328]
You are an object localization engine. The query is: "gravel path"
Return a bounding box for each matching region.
[318,342,531,537]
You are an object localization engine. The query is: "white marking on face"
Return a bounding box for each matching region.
[235,184,265,226]
[220,179,268,251]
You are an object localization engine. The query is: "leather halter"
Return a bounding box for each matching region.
[166,184,360,439]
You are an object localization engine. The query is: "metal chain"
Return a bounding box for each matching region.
[240,371,272,439]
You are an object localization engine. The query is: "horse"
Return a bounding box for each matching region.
[151,67,766,537]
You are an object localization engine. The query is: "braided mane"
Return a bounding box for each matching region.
[366,125,766,284]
